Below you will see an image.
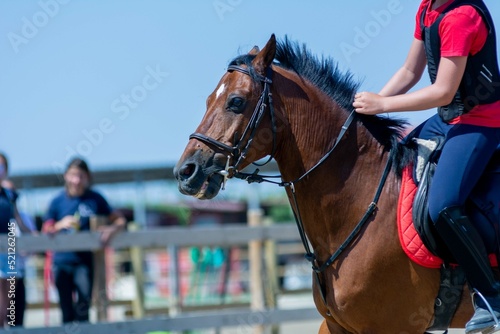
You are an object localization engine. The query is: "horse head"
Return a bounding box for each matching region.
[174,35,278,199]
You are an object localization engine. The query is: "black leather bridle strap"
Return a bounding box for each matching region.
[227,65,272,84]
[189,65,276,173]
[189,133,238,156]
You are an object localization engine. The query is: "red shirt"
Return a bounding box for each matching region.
[415,0,500,127]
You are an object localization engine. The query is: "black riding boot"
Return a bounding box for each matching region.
[436,206,500,334]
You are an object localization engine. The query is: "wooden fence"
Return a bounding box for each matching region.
[1,210,322,333]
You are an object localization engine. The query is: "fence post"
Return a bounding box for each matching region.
[128,223,145,318]
[168,244,181,316]
[248,208,265,334]
[264,218,280,334]
[91,215,109,322]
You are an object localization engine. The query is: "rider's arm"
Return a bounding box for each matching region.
[379,38,427,97]
[354,55,467,115]
[382,55,467,112]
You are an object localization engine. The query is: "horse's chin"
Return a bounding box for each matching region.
[189,174,223,200]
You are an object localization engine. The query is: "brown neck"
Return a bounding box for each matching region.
[271,68,393,261]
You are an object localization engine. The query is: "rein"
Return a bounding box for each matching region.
[304,155,393,273]
[189,64,393,275]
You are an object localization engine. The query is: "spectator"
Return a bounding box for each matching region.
[0,152,32,328]
[43,157,126,324]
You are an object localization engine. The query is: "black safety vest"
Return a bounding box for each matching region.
[421,0,500,122]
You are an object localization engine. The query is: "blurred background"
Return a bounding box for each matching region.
[1,1,499,332]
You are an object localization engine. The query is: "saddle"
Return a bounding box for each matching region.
[401,135,500,331]
[410,136,500,264]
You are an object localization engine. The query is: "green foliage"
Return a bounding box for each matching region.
[268,204,294,223]
[147,204,191,226]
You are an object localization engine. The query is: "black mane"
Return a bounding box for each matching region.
[228,36,413,175]
[276,37,358,114]
[274,37,409,147]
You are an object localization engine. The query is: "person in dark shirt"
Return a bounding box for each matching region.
[0,153,32,328]
[43,157,126,324]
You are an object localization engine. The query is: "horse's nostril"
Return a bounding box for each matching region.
[180,163,195,177]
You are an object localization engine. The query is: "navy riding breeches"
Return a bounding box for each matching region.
[412,114,500,225]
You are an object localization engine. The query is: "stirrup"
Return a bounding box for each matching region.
[472,288,500,334]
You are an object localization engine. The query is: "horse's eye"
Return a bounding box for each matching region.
[226,96,246,114]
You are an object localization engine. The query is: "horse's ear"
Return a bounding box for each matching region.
[248,46,260,55]
[252,34,276,74]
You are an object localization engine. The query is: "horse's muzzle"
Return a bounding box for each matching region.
[173,151,225,200]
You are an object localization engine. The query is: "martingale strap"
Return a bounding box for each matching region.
[301,151,393,273]
[284,148,393,311]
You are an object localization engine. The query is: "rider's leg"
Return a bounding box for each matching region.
[436,206,500,333]
[410,114,453,141]
[429,124,500,334]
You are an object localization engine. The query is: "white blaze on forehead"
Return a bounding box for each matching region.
[216,83,225,99]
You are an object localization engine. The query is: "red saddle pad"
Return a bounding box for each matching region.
[397,165,498,268]
[397,165,443,268]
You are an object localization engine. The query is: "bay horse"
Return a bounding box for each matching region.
[173,34,473,333]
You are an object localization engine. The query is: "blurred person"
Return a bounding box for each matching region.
[0,152,33,328]
[43,157,126,324]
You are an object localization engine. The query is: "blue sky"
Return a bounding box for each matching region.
[2,0,500,175]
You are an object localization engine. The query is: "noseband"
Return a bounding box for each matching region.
[189,64,277,188]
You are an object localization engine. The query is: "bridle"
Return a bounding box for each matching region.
[188,64,393,286]
[189,64,277,189]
